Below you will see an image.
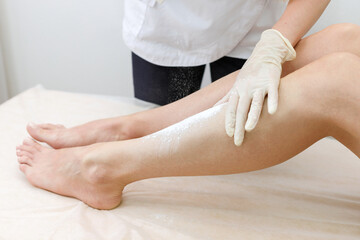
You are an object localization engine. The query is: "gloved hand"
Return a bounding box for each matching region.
[216,29,296,146]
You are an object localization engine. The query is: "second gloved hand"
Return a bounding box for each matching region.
[217,29,296,146]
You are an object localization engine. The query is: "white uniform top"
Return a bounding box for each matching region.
[123,0,287,67]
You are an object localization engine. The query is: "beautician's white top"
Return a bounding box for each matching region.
[123,0,287,67]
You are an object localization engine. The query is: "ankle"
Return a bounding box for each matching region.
[81,142,139,185]
[81,143,120,183]
[120,114,148,139]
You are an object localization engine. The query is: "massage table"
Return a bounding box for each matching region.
[0,86,359,240]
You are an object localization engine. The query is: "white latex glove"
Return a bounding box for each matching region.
[216,29,296,146]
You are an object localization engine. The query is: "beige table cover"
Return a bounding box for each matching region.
[0,87,359,240]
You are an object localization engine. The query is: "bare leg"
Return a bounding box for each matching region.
[17,53,360,209]
[27,24,360,148]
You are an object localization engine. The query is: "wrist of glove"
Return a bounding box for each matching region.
[249,29,296,66]
[217,29,296,146]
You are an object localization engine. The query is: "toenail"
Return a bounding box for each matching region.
[28,122,36,128]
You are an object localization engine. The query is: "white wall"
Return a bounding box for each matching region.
[0,0,360,100]
[306,0,360,35]
[0,0,132,98]
[0,44,8,102]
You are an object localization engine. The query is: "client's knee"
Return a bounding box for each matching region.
[319,52,360,83]
[310,52,360,114]
[324,23,360,40]
[326,23,360,35]
[324,23,360,47]
[312,52,360,93]
[298,52,359,107]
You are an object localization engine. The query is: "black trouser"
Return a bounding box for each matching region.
[132,52,247,105]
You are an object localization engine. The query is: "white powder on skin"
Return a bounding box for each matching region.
[142,104,225,156]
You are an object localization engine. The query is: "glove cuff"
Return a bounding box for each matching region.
[270,29,296,61]
[260,29,297,63]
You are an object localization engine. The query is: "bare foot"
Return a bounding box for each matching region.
[16,138,127,210]
[27,117,133,149]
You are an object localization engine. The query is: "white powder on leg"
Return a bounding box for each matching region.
[142,104,225,155]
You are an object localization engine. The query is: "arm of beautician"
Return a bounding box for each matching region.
[217,0,331,146]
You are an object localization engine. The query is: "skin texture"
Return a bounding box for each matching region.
[16,52,360,210]
[27,23,360,148]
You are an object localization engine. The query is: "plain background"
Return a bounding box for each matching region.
[0,0,359,101]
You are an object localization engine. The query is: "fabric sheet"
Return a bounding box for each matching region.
[0,87,359,240]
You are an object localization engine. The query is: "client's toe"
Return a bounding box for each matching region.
[19,164,30,174]
[18,156,32,165]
